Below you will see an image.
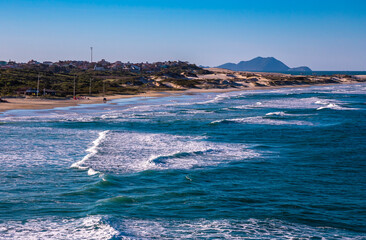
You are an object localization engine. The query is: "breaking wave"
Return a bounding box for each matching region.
[211,116,313,126]
[232,97,356,111]
[315,101,357,110]
[71,131,259,174]
[71,130,109,176]
[1,216,364,240]
[265,111,287,116]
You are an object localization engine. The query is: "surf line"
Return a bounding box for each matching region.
[70,130,110,175]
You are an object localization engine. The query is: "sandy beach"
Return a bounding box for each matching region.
[0,92,176,113]
[0,86,303,113]
[0,89,243,113]
[1,81,362,113]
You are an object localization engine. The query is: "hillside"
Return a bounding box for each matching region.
[1,61,362,99]
[217,57,312,72]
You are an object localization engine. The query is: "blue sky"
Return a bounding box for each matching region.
[0,0,365,70]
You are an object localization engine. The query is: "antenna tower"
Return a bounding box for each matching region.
[90,47,93,63]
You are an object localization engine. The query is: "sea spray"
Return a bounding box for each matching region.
[73,131,259,174]
[210,117,313,126]
[265,111,286,116]
[70,130,110,170]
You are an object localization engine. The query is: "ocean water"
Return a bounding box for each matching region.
[0,83,366,239]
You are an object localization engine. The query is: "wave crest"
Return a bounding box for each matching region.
[1,217,363,239]
[71,130,110,174]
[211,116,313,126]
[73,132,259,174]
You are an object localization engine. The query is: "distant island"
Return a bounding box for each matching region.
[216,57,312,72]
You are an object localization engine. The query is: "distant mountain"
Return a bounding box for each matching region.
[287,66,312,72]
[216,57,312,72]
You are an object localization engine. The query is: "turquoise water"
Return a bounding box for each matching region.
[0,84,365,239]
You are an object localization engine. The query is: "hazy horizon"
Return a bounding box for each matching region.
[1,0,365,71]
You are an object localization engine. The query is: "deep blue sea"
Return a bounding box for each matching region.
[0,83,366,239]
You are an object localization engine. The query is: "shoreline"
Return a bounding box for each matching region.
[0,81,363,114]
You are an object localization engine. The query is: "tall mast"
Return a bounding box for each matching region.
[90,47,93,63]
[73,75,76,98]
[103,81,105,97]
[37,74,40,97]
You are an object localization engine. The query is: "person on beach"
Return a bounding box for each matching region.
[0,97,8,103]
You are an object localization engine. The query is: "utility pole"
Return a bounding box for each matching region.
[90,47,93,63]
[89,78,92,95]
[0,73,3,98]
[103,81,105,97]
[73,75,76,99]
[37,74,40,97]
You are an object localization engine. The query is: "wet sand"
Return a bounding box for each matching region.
[0,81,361,113]
[0,92,172,113]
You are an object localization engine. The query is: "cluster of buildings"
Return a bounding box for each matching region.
[0,59,188,73]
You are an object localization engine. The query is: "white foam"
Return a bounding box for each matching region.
[0,126,96,170]
[1,83,364,123]
[100,114,119,119]
[232,105,251,109]
[265,111,286,116]
[316,103,355,111]
[234,97,345,110]
[265,112,313,117]
[0,216,118,240]
[315,100,327,105]
[212,116,313,126]
[313,98,359,111]
[317,103,338,110]
[75,131,259,174]
[114,218,364,239]
[2,217,360,239]
[185,110,210,114]
[87,168,100,176]
[71,130,109,172]
[316,83,366,95]
[163,91,247,106]
[194,92,241,105]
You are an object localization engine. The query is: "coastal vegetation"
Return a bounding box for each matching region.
[0,61,203,97]
[0,60,364,98]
